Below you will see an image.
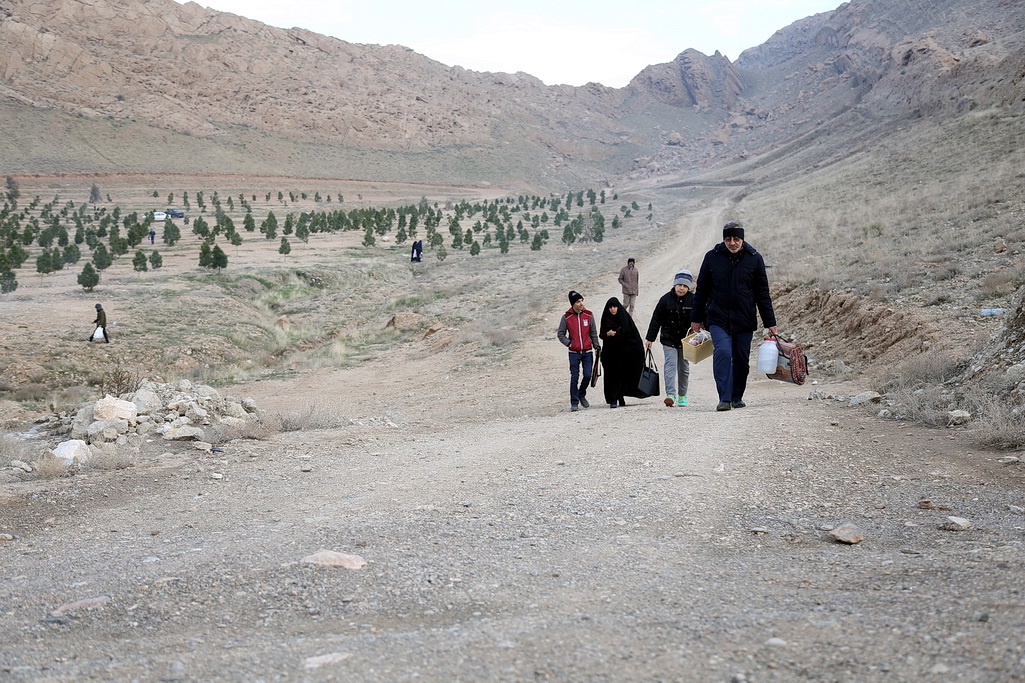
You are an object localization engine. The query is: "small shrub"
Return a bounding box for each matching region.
[90,450,134,470]
[33,451,69,479]
[13,383,49,402]
[982,271,1017,295]
[204,415,281,442]
[100,356,142,397]
[276,404,342,432]
[969,394,1025,450]
[0,432,37,466]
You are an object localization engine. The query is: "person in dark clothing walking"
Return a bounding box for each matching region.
[556,290,600,412]
[645,270,695,407]
[690,220,777,411]
[89,303,110,343]
[598,296,645,408]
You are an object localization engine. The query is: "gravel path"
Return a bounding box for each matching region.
[1,189,1022,682]
[2,351,1023,681]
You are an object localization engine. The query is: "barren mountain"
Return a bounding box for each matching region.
[1,0,1022,184]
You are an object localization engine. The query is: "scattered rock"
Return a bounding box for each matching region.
[10,460,33,472]
[829,522,865,544]
[941,516,971,531]
[51,595,112,616]
[304,652,353,669]
[849,391,882,406]
[946,410,971,426]
[301,551,367,569]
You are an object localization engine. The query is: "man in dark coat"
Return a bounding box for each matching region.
[90,303,110,343]
[691,220,777,411]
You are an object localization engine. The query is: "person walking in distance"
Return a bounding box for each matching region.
[89,303,110,343]
[644,270,695,407]
[690,220,777,411]
[618,258,639,316]
[557,290,600,412]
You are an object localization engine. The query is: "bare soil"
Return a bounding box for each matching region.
[1,177,1023,682]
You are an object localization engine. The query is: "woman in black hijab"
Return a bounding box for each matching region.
[598,296,645,408]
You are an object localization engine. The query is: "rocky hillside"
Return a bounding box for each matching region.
[0,0,1022,185]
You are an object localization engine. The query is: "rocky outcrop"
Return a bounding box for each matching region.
[44,379,260,463]
[0,0,1022,182]
[627,49,745,113]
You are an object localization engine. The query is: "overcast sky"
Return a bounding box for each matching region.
[175,0,842,88]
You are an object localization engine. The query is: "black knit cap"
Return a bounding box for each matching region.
[723,220,744,240]
[568,290,584,305]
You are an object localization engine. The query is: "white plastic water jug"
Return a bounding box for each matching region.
[756,338,778,374]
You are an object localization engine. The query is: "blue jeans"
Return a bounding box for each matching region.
[662,345,690,397]
[709,326,754,403]
[568,350,593,406]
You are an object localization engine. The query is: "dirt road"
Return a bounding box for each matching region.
[1,194,1023,681]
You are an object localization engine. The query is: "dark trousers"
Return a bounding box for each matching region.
[709,326,753,402]
[568,350,593,406]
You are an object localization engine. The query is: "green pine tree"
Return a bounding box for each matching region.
[198,241,213,268]
[211,245,228,271]
[77,262,99,291]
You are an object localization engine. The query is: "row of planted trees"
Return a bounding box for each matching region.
[1,175,648,292]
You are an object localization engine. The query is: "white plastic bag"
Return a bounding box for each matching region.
[92,327,104,340]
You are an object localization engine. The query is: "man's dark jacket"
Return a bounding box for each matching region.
[645,289,694,349]
[691,242,776,333]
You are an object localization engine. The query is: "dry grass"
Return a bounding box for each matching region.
[90,450,135,470]
[970,394,1025,450]
[0,431,38,467]
[740,110,1025,297]
[203,415,280,442]
[32,451,70,479]
[275,403,344,432]
[871,353,966,427]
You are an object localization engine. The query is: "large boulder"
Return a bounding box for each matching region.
[51,439,91,465]
[93,396,138,423]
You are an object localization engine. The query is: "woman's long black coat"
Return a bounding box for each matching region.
[599,297,646,402]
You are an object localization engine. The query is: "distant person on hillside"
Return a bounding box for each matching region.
[149,229,156,244]
[618,258,639,316]
[89,303,110,343]
[599,296,645,408]
[691,220,777,411]
[557,290,600,412]
[645,270,695,407]
[410,240,423,262]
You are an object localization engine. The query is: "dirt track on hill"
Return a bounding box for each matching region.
[1,193,1024,682]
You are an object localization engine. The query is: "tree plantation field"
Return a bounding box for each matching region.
[0,173,663,420]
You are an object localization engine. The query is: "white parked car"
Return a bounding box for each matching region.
[149,211,168,221]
